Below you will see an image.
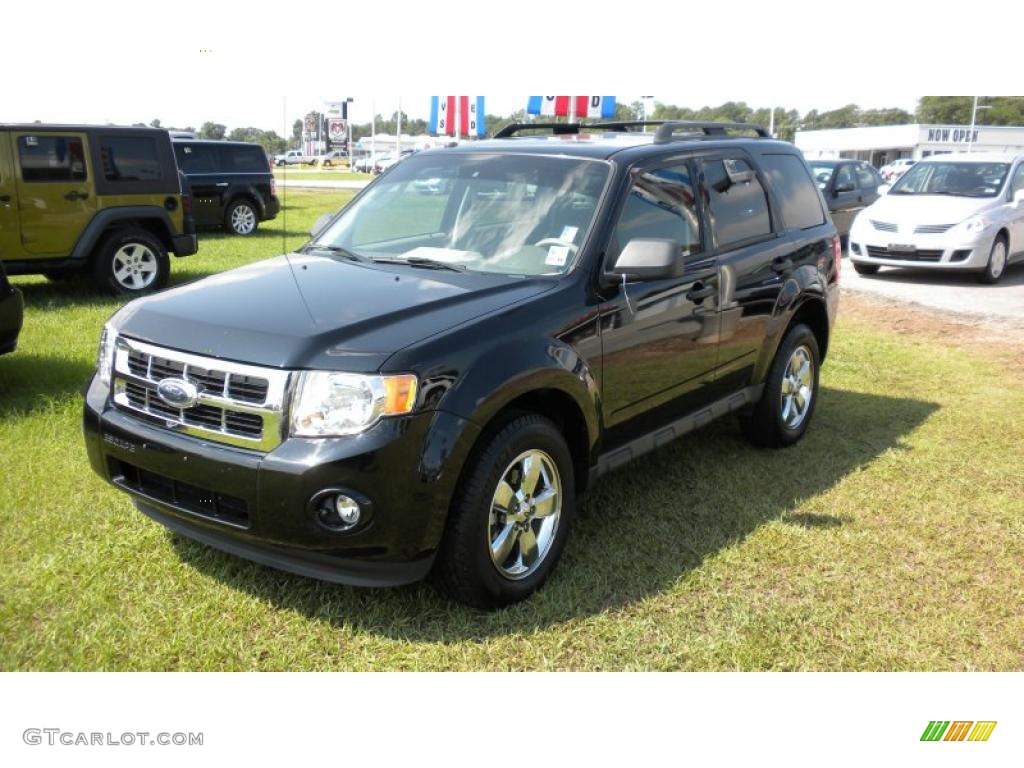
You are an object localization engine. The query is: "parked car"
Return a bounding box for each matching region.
[274,150,316,166]
[849,152,1024,283]
[173,140,280,235]
[352,154,382,173]
[83,120,840,608]
[375,149,417,174]
[808,160,885,238]
[317,150,348,168]
[0,124,197,294]
[880,158,916,182]
[0,260,23,355]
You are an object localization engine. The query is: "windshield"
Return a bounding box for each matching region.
[889,161,1010,198]
[312,152,610,276]
[808,162,837,187]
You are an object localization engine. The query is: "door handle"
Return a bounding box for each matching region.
[771,257,794,273]
[64,191,88,201]
[686,282,716,303]
[0,194,10,205]
[215,182,230,187]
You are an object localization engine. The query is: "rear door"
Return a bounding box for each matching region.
[219,144,272,213]
[174,143,222,226]
[826,163,861,236]
[0,133,19,259]
[13,131,96,257]
[1007,162,1024,262]
[599,158,721,445]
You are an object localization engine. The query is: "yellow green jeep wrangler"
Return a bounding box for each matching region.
[0,124,197,294]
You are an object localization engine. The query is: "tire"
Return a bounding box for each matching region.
[224,199,259,235]
[431,413,575,609]
[853,262,880,275]
[91,228,169,295]
[977,236,1008,284]
[739,323,821,449]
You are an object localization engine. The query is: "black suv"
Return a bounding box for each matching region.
[84,121,840,608]
[172,140,280,235]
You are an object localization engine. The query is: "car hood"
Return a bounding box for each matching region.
[863,193,995,226]
[115,253,553,371]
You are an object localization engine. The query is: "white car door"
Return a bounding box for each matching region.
[1008,163,1024,262]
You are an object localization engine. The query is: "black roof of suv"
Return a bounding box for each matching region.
[85,120,840,608]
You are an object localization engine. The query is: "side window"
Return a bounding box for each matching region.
[702,157,771,247]
[18,135,87,183]
[99,136,162,182]
[834,165,855,189]
[611,164,702,261]
[856,164,880,189]
[221,146,267,172]
[1010,164,1024,197]
[175,144,218,173]
[759,154,825,230]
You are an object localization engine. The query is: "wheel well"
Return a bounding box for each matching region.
[478,389,592,496]
[91,219,172,263]
[790,298,830,361]
[228,194,262,218]
[996,227,1010,249]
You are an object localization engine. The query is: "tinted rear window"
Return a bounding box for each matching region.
[100,136,162,181]
[220,145,268,173]
[18,135,88,182]
[758,153,826,230]
[174,143,218,173]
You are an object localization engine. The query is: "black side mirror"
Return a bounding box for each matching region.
[311,213,333,238]
[608,239,684,282]
[833,181,856,194]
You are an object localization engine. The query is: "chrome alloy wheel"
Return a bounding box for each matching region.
[231,203,257,234]
[781,344,814,430]
[112,243,158,290]
[488,449,562,580]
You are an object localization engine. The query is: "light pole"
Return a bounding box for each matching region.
[968,96,991,154]
[641,96,653,129]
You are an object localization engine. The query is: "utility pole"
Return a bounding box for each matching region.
[968,96,991,154]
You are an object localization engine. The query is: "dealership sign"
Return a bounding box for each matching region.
[926,127,980,144]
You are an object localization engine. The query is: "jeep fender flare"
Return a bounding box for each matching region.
[69,206,178,262]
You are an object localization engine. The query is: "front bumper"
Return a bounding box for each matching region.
[849,228,992,270]
[83,375,479,587]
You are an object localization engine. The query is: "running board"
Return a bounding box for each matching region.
[593,384,764,478]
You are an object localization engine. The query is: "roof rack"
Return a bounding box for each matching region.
[653,121,770,143]
[492,120,771,142]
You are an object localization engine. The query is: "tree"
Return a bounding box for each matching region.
[150,118,162,129]
[292,119,303,143]
[226,127,287,155]
[916,96,973,124]
[199,121,227,140]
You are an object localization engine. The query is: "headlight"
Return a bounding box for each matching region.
[960,214,991,234]
[97,324,118,386]
[290,372,418,437]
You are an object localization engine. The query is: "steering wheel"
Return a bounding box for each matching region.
[533,238,579,255]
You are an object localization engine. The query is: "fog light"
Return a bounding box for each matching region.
[315,492,363,532]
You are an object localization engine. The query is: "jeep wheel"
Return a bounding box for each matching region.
[740,323,821,448]
[977,236,1008,284]
[92,228,169,295]
[432,414,574,609]
[853,262,880,276]
[225,200,259,235]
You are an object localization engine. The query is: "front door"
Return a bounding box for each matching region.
[0,133,19,260]
[599,160,721,447]
[13,131,96,257]
[827,163,862,237]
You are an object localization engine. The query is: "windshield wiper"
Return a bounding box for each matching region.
[303,244,368,263]
[370,256,468,272]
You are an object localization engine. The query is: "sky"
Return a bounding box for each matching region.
[4,0,1019,134]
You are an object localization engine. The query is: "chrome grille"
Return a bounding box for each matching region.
[914,223,954,234]
[112,338,290,451]
[865,246,943,262]
[870,220,898,232]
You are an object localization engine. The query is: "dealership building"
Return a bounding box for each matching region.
[795,124,1024,168]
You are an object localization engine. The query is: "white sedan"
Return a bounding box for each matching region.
[849,153,1024,283]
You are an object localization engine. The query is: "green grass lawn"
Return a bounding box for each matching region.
[273,169,373,181]
[2,191,1022,670]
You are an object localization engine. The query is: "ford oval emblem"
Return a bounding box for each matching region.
[156,378,199,409]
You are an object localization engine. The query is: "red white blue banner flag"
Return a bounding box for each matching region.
[430,97,486,137]
[527,96,616,118]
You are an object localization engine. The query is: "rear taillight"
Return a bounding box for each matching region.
[182,194,193,215]
[832,234,841,282]
[270,178,277,196]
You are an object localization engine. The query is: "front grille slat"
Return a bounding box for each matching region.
[112,340,285,451]
[870,219,898,232]
[914,223,955,234]
[865,246,944,262]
